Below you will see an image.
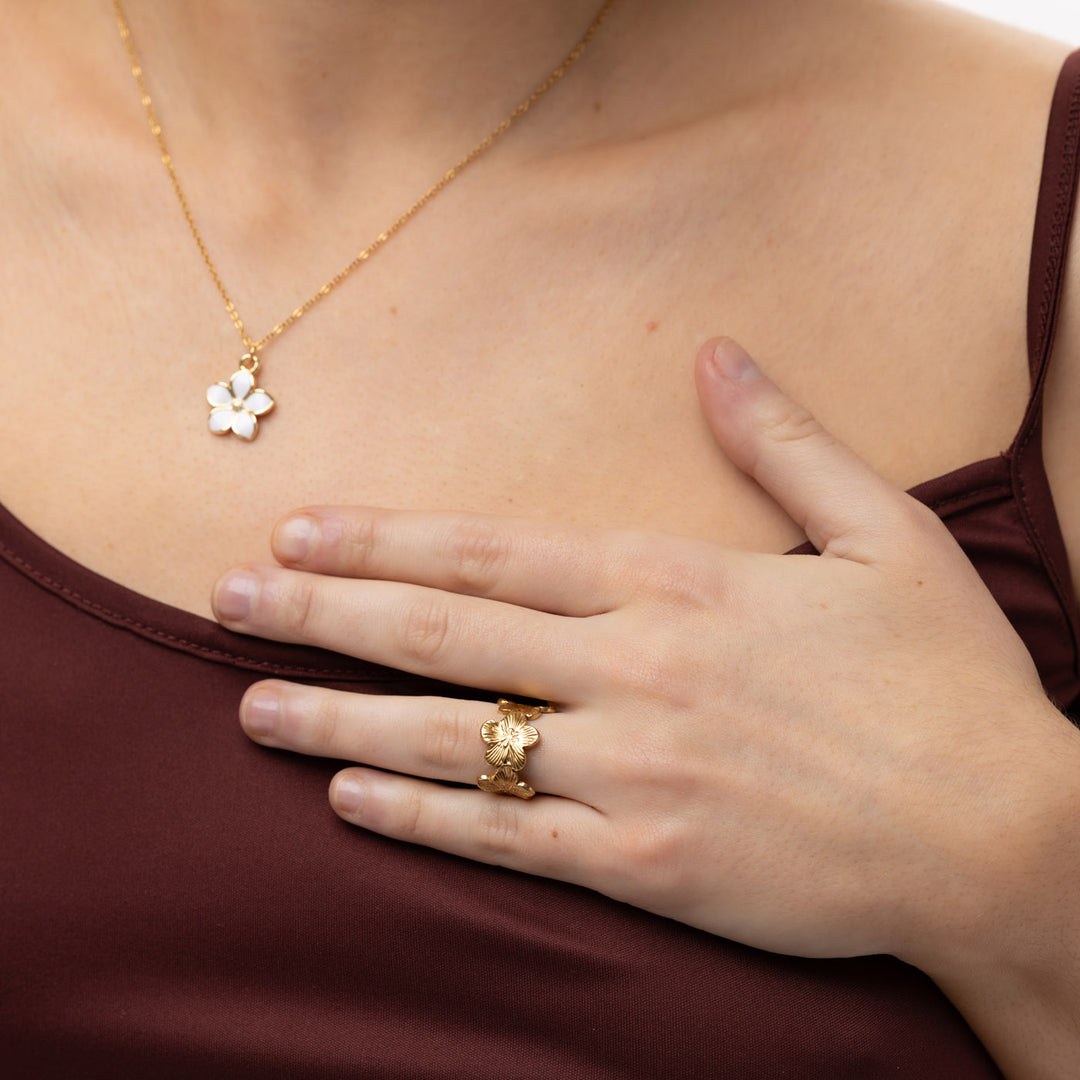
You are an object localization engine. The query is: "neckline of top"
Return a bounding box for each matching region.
[0,453,1014,677]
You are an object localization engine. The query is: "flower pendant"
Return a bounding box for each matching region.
[206,364,275,441]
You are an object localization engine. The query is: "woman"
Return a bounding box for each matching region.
[1,0,1077,1076]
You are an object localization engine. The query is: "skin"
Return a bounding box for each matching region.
[1,0,1079,1075]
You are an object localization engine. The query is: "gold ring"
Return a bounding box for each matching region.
[476,698,553,800]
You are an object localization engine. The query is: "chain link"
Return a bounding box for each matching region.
[112,0,617,357]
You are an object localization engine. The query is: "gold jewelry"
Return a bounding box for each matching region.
[477,699,553,800]
[112,0,617,442]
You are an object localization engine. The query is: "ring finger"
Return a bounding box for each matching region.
[240,682,590,800]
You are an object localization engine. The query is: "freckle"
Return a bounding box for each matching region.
[389,306,398,316]
[916,580,924,586]
[645,320,659,333]
[593,101,602,112]
[551,829,559,839]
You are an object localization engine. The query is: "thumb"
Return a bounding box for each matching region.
[695,337,918,561]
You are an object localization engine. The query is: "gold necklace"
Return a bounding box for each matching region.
[113,0,617,441]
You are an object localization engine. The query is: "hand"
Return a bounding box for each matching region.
[211,337,1080,976]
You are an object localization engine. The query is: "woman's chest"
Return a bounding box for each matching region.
[0,101,1038,618]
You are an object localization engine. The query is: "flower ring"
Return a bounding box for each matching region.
[481,702,544,771]
[476,699,552,801]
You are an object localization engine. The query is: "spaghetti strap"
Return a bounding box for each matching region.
[1022,48,1080,415]
[1011,47,1080,684]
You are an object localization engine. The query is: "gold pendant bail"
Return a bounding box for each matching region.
[239,351,260,374]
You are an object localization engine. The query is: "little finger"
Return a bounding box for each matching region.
[330,766,607,884]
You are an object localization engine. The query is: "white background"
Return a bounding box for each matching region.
[939,0,1080,43]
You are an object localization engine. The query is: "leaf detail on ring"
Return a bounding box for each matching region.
[481,717,540,770]
[477,767,536,800]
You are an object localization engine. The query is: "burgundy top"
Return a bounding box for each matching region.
[3,52,1080,1080]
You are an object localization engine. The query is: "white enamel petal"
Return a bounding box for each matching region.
[207,382,233,407]
[209,407,235,434]
[230,368,255,400]
[243,389,274,416]
[231,409,257,441]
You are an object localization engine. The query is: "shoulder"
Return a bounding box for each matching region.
[840,5,1080,604]
[599,1,1076,487]
[866,5,1080,608]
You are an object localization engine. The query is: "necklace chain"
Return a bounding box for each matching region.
[113,0,617,361]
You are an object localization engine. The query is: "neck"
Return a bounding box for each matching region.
[116,0,616,168]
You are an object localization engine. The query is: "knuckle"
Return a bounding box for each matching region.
[612,817,690,894]
[280,690,339,750]
[439,518,511,595]
[866,495,951,566]
[305,692,341,750]
[607,727,681,786]
[899,494,947,539]
[634,557,713,612]
[620,648,682,705]
[612,534,720,612]
[474,796,523,859]
[418,706,470,772]
[760,400,829,448]
[397,596,455,666]
[341,514,379,572]
[392,785,426,838]
[281,576,320,637]
[597,629,698,709]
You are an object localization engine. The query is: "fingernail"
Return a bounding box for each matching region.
[242,688,280,738]
[333,775,365,815]
[275,515,318,562]
[215,571,259,621]
[710,337,761,382]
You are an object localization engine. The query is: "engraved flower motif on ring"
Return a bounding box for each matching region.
[207,367,275,441]
[481,714,540,771]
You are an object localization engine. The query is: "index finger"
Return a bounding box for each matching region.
[695,338,936,561]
